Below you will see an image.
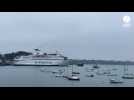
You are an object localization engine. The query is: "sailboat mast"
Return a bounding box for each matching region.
[72,65,73,76]
[124,64,128,74]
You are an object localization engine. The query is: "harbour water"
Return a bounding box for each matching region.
[0,65,134,87]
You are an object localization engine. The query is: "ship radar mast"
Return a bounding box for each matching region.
[34,49,40,55]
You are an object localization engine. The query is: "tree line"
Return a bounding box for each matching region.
[0,51,32,64]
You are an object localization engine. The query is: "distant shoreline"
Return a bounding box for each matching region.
[68,59,134,65]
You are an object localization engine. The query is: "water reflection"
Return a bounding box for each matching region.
[0,65,134,87]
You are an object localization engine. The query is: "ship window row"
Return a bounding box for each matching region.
[31,59,63,60]
[35,61,52,64]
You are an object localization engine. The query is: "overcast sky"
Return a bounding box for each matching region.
[0,12,134,60]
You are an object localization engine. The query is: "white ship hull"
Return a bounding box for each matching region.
[13,59,67,66]
[13,49,68,66]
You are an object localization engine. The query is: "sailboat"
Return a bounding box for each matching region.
[93,63,99,69]
[72,65,80,74]
[122,65,134,79]
[63,65,80,81]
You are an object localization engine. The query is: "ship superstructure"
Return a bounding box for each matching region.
[13,49,68,66]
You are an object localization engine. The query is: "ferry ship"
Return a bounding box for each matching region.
[13,49,68,66]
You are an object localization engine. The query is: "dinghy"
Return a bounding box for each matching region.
[110,79,123,84]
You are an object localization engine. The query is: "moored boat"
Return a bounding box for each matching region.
[110,79,123,84]
[13,49,68,66]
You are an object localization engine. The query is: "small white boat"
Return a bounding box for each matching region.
[63,75,80,81]
[109,79,123,84]
[67,76,80,80]
[122,73,134,79]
